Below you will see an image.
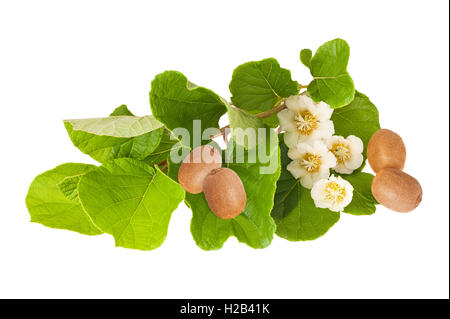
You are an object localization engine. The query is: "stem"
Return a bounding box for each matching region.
[299,84,308,90]
[255,103,287,119]
[157,159,168,167]
[210,125,229,139]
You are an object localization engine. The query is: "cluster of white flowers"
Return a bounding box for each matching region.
[278,95,364,212]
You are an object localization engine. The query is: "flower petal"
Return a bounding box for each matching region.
[346,153,364,170]
[277,109,296,132]
[348,135,364,153]
[300,174,315,189]
[285,95,304,113]
[284,131,300,148]
[287,160,306,179]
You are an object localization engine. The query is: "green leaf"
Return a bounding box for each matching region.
[25,163,102,235]
[168,132,280,250]
[307,39,355,108]
[271,136,340,241]
[150,71,228,146]
[57,170,95,202]
[300,49,312,68]
[78,158,185,250]
[331,91,380,156]
[143,129,182,166]
[64,112,164,163]
[64,115,163,137]
[109,104,134,116]
[229,58,299,127]
[227,106,264,149]
[339,172,377,216]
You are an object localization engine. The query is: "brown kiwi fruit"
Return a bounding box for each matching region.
[367,129,406,172]
[203,168,247,219]
[178,145,222,194]
[371,168,422,212]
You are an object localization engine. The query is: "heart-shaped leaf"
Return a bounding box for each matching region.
[26,163,102,235]
[306,39,355,108]
[229,58,299,127]
[150,71,227,146]
[78,158,185,250]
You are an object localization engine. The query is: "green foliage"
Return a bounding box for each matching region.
[26,163,102,235]
[78,158,185,250]
[26,38,386,251]
[143,129,182,166]
[271,137,340,241]
[229,58,299,127]
[150,71,228,146]
[305,39,355,108]
[227,106,264,149]
[300,49,312,68]
[109,104,134,116]
[65,115,163,137]
[64,106,164,163]
[340,172,377,216]
[331,91,381,154]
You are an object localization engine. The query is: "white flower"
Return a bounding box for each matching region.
[326,135,364,174]
[286,140,337,189]
[278,95,334,147]
[311,175,354,212]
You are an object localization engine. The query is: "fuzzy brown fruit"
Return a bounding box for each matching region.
[367,129,406,173]
[372,168,422,212]
[177,145,222,194]
[203,168,247,219]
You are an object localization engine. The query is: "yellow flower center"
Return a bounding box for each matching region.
[295,111,319,135]
[331,143,351,163]
[301,153,322,173]
[325,182,346,203]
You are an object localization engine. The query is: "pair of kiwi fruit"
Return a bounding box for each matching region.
[367,129,422,212]
[178,145,247,219]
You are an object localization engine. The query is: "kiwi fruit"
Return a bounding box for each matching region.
[178,145,222,194]
[203,168,247,219]
[371,168,422,212]
[367,129,406,172]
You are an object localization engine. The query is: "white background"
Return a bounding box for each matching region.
[0,0,448,299]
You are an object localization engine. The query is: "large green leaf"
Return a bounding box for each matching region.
[229,58,299,127]
[64,108,164,163]
[25,163,102,235]
[271,136,340,241]
[64,115,163,137]
[340,172,377,216]
[168,132,280,250]
[149,71,227,146]
[331,91,380,154]
[78,158,185,250]
[306,39,355,108]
